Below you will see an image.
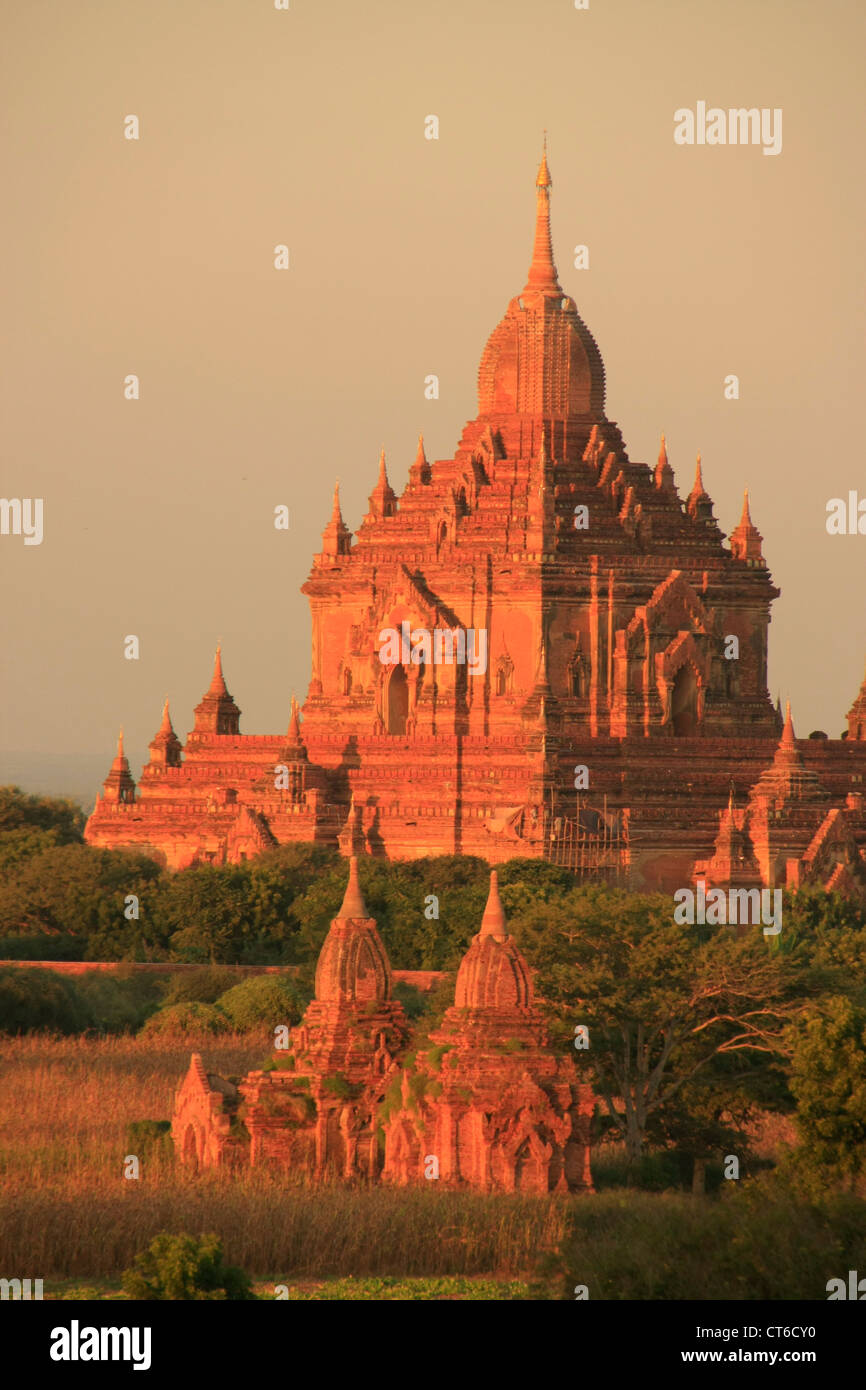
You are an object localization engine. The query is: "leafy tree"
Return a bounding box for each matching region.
[512,886,809,1161]
[289,853,490,971]
[0,786,85,842]
[153,866,258,964]
[787,995,866,1193]
[0,827,64,873]
[0,843,164,958]
[121,1233,255,1300]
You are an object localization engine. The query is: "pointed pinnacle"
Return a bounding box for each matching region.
[781,701,796,747]
[740,488,753,526]
[479,869,508,939]
[338,855,368,920]
[208,644,228,696]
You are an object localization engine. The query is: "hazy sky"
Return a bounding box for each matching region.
[2,0,864,805]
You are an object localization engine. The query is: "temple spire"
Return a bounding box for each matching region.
[523,139,562,296]
[730,486,764,562]
[194,645,241,735]
[287,693,301,742]
[147,698,182,770]
[366,448,397,520]
[479,869,508,939]
[781,700,795,749]
[338,855,369,919]
[319,480,353,557]
[409,432,431,487]
[686,453,715,524]
[654,432,675,493]
[102,726,136,804]
[208,644,228,697]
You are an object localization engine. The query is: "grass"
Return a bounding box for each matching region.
[0,1034,565,1286]
[42,1276,531,1301]
[6,1033,861,1301]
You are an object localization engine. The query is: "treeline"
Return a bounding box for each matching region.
[2,786,866,1192]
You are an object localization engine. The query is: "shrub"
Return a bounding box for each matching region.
[138,1002,229,1037]
[216,975,305,1033]
[161,968,245,1007]
[121,1232,255,1300]
[0,933,83,961]
[74,970,163,1034]
[548,1178,866,1300]
[0,967,90,1034]
[126,1120,172,1155]
[322,1073,356,1100]
[392,981,426,1019]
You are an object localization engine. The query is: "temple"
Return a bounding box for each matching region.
[86,149,866,895]
[172,862,594,1193]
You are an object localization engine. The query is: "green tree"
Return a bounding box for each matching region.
[0,843,164,958]
[0,786,85,842]
[154,866,257,963]
[512,886,808,1162]
[788,995,866,1193]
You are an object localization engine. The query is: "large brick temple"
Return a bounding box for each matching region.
[85,150,866,894]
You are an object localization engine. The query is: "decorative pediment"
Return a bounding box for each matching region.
[655,630,711,686]
[640,570,713,636]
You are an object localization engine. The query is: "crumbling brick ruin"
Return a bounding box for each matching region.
[172,859,594,1194]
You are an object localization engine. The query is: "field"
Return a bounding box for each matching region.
[0,1033,564,1299]
[3,1033,866,1302]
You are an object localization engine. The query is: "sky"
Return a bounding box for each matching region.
[1,0,864,806]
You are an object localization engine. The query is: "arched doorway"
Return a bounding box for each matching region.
[182,1125,199,1170]
[672,665,698,736]
[386,665,409,735]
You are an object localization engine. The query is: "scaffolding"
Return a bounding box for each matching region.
[544,793,630,882]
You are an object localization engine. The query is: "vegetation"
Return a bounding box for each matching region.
[2,788,866,1297]
[546,1179,866,1300]
[121,1232,255,1300]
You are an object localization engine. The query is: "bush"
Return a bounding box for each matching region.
[160,968,245,1007]
[548,1178,866,1300]
[0,967,90,1034]
[138,1002,229,1037]
[392,981,426,1019]
[216,975,305,1032]
[126,1120,172,1156]
[121,1232,255,1301]
[0,933,83,962]
[74,970,164,1033]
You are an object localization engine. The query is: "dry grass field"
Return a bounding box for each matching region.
[0,1034,566,1287]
